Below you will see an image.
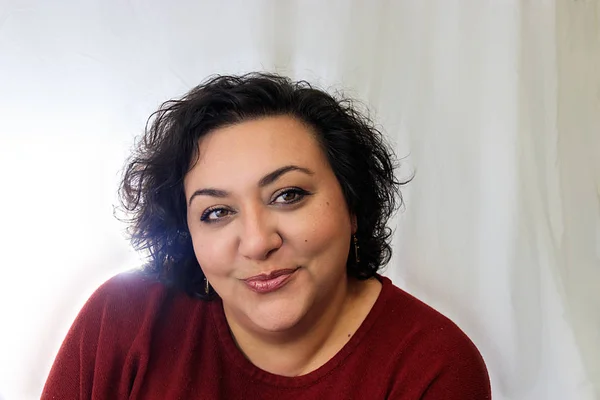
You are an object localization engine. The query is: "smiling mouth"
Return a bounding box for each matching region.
[242,267,299,293]
[244,268,299,282]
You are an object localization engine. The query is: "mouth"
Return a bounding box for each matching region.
[242,267,299,294]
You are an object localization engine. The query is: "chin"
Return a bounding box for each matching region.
[247,296,310,333]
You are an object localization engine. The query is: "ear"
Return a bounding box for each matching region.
[351,214,358,234]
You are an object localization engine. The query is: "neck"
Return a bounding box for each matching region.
[226,276,367,377]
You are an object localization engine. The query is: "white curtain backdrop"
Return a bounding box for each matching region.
[0,1,598,399]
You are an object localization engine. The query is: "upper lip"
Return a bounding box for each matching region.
[243,268,298,282]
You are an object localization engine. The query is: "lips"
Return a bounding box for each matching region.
[244,268,298,282]
[242,268,299,294]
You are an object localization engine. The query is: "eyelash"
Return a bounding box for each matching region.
[199,187,311,223]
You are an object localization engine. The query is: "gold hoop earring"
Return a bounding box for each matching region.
[204,277,210,295]
[353,234,360,263]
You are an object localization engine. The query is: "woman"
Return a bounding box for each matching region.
[42,73,491,399]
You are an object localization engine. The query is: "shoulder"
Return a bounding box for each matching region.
[57,268,208,358]
[43,270,215,399]
[92,269,163,298]
[86,269,165,306]
[379,276,481,348]
[42,270,174,398]
[76,270,166,322]
[376,276,491,398]
[72,270,216,349]
[62,270,167,342]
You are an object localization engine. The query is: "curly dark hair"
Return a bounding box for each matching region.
[119,72,407,299]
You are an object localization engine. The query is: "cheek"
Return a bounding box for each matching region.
[293,200,352,257]
[190,232,234,275]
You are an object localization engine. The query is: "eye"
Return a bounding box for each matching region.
[271,188,310,205]
[200,207,233,223]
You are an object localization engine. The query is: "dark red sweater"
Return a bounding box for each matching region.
[42,271,491,399]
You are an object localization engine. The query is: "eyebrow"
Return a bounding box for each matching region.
[188,165,314,206]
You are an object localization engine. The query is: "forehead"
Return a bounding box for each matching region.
[187,116,328,184]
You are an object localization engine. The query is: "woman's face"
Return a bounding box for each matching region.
[184,115,355,335]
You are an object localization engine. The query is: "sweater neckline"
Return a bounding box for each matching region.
[209,275,392,388]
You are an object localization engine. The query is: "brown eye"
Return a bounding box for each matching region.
[272,188,309,205]
[200,207,232,223]
[281,192,298,202]
[212,209,230,218]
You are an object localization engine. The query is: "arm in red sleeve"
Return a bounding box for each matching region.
[41,273,148,399]
[387,323,492,400]
[418,337,491,400]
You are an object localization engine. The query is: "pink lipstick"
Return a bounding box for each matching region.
[243,268,298,294]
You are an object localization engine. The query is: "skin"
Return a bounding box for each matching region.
[184,115,381,376]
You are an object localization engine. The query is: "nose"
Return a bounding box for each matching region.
[238,205,282,260]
